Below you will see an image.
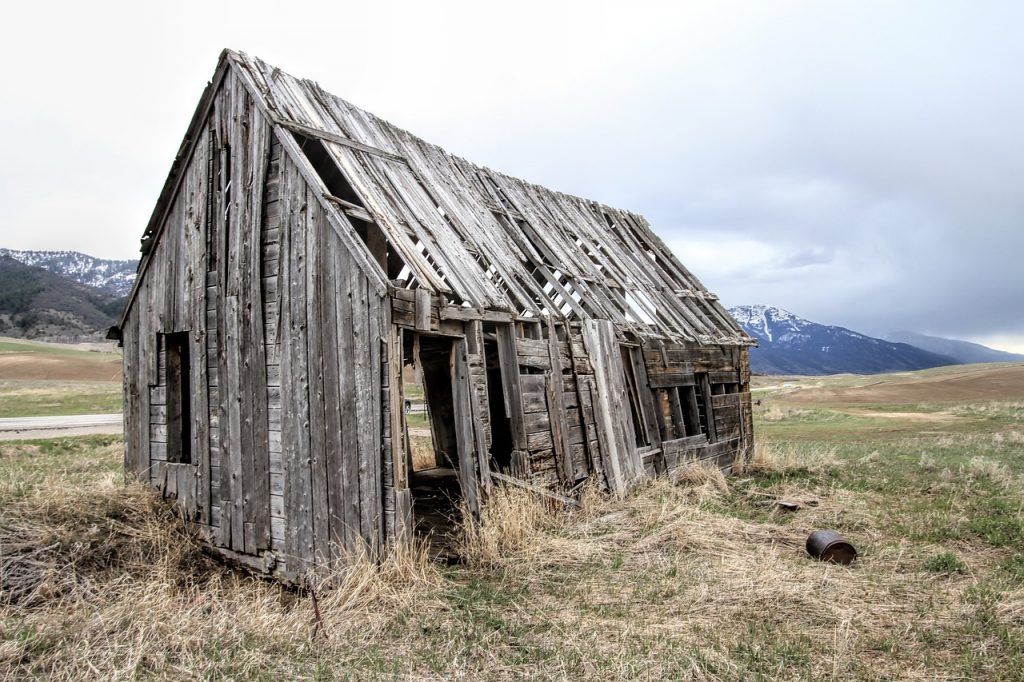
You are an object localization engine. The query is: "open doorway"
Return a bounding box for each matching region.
[483,336,513,473]
[402,333,463,557]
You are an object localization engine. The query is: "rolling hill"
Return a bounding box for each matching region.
[884,330,1024,364]
[0,255,125,340]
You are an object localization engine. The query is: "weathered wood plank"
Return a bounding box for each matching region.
[452,340,480,517]
[583,319,643,495]
[307,198,331,567]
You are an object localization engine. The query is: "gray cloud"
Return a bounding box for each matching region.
[0,0,1021,349]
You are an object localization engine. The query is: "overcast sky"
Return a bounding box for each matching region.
[1,1,1021,350]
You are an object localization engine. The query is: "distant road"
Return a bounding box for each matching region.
[0,413,123,441]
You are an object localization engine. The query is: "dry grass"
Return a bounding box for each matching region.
[964,456,1018,491]
[4,387,1024,677]
[409,434,438,471]
[1,465,443,679]
[446,464,1003,679]
[0,443,1020,679]
[458,486,557,567]
[733,441,841,476]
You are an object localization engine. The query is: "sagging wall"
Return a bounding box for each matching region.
[508,322,753,493]
[122,66,389,579]
[390,291,754,500]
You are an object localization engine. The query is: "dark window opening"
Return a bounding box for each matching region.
[693,373,718,442]
[620,346,650,447]
[292,132,406,279]
[221,143,232,263]
[693,381,709,436]
[679,385,703,439]
[653,388,674,441]
[292,132,361,206]
[164,332,192,465]
[484,338,514,472]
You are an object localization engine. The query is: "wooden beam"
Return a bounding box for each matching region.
[272,117,407,163]
[323,194,373,223]
[491,472,582,508]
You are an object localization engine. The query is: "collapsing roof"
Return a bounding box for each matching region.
[139,50,751,347]
[118,49,758,577]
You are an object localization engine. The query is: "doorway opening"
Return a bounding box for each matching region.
[483,336,513,473]
[402,333,463,557]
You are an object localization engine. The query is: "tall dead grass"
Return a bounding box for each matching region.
[457,485,563,567]
[0,474,443,679]
[733,441,841,476]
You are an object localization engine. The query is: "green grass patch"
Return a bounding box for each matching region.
[0,338,119,360]
[923,551,968,574]
[0,380,121,417]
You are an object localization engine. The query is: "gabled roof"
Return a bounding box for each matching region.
[131,49,752,346]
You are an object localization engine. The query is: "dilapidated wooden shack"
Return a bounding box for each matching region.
[113,50,755,579]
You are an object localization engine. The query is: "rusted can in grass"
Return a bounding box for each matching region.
[806,530,857,565]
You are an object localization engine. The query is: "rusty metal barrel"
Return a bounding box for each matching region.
[805,530,857,565]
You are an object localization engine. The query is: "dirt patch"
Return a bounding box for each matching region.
[0,353,122,381]
[841,409,963,423]
[781,364,1024,405]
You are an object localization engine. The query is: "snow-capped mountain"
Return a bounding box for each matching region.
[0,248,137,296]
[727,305,957,375]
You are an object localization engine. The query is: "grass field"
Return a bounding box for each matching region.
[0,336,121,417]
[2,363,1023,679]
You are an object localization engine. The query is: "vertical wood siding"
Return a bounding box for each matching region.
[123,68,388,580]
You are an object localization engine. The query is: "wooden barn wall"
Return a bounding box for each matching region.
[123,68,388,579]
[387,288,754,498]
[639,340,753,476]
[122,70,275,552]
[512,324,600,488]
[506,325,753,493]
[122,103,216,531]
[273,145,387,578]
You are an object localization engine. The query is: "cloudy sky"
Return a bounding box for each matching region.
[2,1,1021,350]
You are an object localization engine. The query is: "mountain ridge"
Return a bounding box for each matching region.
[728,304,958,375]
[883,330,1024,364]
[0,248,138,296]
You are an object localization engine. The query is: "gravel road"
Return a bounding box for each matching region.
[0,414,123,440]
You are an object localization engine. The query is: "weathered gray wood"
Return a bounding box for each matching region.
[320,215,345,565]
[452,339,480,517]
[465,321,492,496]
[280,158,314,575]
[386,325,410,547]
[351,266,377,551]
[583,320,643,495]
[307,199,331,567]
[414,288,432,331]
[273,117,407,163]
[118,49,755,579]
[626,346,661,449]
[335,238,361,556]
